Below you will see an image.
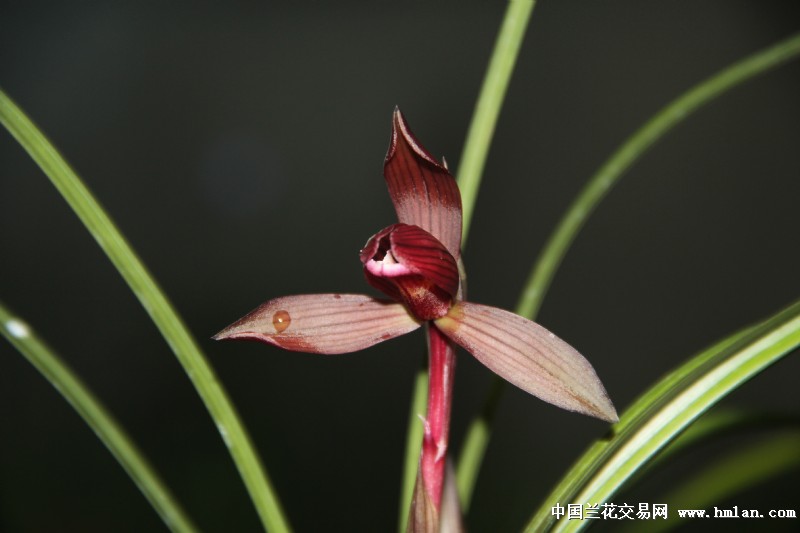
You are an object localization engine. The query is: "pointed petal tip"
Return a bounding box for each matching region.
[212,312,266,343]
[565,372,618,423]
[212,323,279,345]
[583,396,619,424]
[391,106,405,128]
[212,322,248,341]
[387,108,444,170]
[211,326,232,341]
[211,328,257,342]
[537,382,618,423]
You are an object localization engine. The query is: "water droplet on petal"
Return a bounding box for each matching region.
[272,310,291,333]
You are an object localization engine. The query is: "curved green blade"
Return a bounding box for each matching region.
[525,298,800,532]
[0,88,291,533]
[1,301,199,533]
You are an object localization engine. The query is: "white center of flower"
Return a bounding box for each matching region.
[366,250,413,277]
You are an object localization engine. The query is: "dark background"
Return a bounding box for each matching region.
[1,1,799,531]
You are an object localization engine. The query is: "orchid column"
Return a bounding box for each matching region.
[215,109,617,532]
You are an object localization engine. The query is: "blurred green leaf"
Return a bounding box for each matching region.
[0,301,198,533]
[625,430,800,533]
[457,30,800,511]
[0,88,291,533]
[525,298,800,532]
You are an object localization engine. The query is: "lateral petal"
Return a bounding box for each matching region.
[384,108,463,259]
[434,302,618,422]
[214,294,421,354]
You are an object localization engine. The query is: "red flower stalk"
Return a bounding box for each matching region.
[215,109,617,531]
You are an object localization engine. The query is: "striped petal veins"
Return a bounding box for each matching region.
[360,223,459,321]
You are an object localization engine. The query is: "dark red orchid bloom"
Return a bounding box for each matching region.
[215,109,617,529]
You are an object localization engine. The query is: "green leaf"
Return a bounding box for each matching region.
[0,301,198,533]
[0,88,291,533]
[515,30,800,321]
[399,367,429,533]
[623,430,800,533]
[524,298,800,532]
[646,409,800,470]
[456,30,800,510]
[457,0,538,245]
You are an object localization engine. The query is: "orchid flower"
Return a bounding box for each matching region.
[215,109,617,530]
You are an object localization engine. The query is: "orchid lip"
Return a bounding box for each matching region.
[360,223,457,321]
[365,257,413,277]
[360,223,459,298]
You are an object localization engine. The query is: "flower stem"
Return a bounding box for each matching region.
[420,324,457,509]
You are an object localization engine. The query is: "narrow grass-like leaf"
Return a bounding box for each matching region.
[456,30,800,509]
[627,431,800,533]
[516,30,800,321]
[0,89,291,533]
[609,409,800,524]
[512,330,749,529]
[0,301,198,533]
[399,367,429,533]
[456,0,538,244]
[646,409,800,469]
[668,431,800,507]
[455,378,502,509]
[524,298,800,532]
[522,330,750,526]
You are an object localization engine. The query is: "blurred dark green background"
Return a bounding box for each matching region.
[2,1,799,531]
